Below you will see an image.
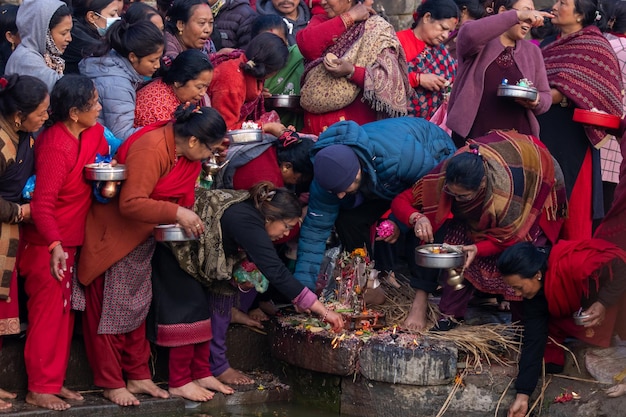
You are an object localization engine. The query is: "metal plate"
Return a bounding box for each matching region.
[264,95,302,111]
[497,85,538,101]
[84,163,127,181]
[226,129,263,144]
[415,244,465,269]
[153,224,198,242]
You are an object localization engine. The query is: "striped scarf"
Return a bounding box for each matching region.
[541,26,623,147]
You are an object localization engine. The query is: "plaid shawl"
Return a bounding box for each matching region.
[412,130,567,246]
[302,15,411,117]
[541,26,623,147]
[169,188,249,287]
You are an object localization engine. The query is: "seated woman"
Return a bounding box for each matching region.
[497,240,626,417]
[77,104,225,407]
[162,182,344,385]
[390,130,567,331]
[296,1,410,135]
[80,19,164,140]
[135,49,213,127]
[208,32,288,134]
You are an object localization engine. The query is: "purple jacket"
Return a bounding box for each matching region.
[447,10,551,138]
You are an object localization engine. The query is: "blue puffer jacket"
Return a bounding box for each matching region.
[294,117,456,290]
[214,0,258,49]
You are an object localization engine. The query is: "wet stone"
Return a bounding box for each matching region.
[359,336,458,385]
[269,323,361,376]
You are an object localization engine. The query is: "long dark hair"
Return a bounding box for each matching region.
[275,135,314,179]
[574,0,609,31]
[48,74,97,124]
[0,74,48,122]
[162,49,213,86]
[250,181,301,222]
[497,242,549,279]
[172,103,226,148]
[413,0,460,29]
[240,32,288,79]
[123,2,162,25]
[444,146,485,191]
[0,4,18,75]
[95,18,164,58]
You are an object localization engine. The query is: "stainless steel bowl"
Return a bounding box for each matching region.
[227,129,263,144]
[153,224,198,242]
[573,311,590,326]
[84,163,127,181]
[497,85,538,101]
[264,95,302,111]
[415,244,465,269]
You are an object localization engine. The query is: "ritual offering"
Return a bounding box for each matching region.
[375,219,395,239]
[324,52,339,68]
[153,224,198,242]
[497,78,538,101]
[84,163,127,181]
[227,121,263,144]
[573,308,590,326]
[331,248,386,331]
[572,108,621,129]
[415,244,464,269]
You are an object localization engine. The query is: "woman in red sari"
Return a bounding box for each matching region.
[497,240,626,417]
[296,0,410,135]
[0,74,49,410]
[77,104,228,407]
[19,74,109,411]
[397,0,459,120]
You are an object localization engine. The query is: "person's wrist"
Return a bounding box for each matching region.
[48,240,62,253]
[340,12,354,29]
[409,212,424,225]
[346,65,355,79]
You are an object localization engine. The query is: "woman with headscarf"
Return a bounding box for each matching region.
[5,0,72,92]
[390,130,567,331]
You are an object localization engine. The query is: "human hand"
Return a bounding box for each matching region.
[262,87,272,99]
[419,74,449,92]
[517,9,554,27]
[20,203,31,223]
[582,301,606,327]
[508,394,529,417]
[324,57,355,78]
[374,220,400,244]
[262,122,287,137]
[411,213,433,243]
[49,244,67,281]
[347,3,375,22]
[175,206,205,238]
[515,95,539,110]
[462,244,478,269]
[324,310,344,332]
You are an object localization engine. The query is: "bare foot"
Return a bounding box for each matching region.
[0,388,16,400]
[194,375,234,394]
[216,367,254,385]
[127,379,170,399]
[231,308,263,329]
[103,387,140,407]
[248,308,268,322]
[26,392,70,411]
[0,399,11,410]
[58,386,84,401]
[168,382,214,402]
[403,289,429,332]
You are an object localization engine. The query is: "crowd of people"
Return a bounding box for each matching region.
[0,0,625,416]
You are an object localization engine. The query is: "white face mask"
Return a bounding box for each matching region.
[95,13,121,36]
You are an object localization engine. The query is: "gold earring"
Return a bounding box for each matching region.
[576,18,581,22]
[14,120,20,128]
[178,29,183,35]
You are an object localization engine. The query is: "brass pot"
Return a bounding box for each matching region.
[100,181,119,198]
[446,268,465,291]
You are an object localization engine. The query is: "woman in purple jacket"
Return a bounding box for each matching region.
[446,0,552,148]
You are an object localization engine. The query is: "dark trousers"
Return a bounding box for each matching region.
[334,198,391,254]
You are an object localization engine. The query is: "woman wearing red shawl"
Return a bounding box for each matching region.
[296,0,411,135]
[497,240,626,417]
[537,0,622,240]
[397,0,459,120]
[208,33,288,134]
[76,105,227,406]
[0,75,49,411]
[390,130,567,331]
[19,75,109,411]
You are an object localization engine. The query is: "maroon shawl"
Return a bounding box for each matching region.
[541,26,623,147]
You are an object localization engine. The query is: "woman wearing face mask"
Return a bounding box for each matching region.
[63,0,121,74]
[5,0,72,92]
[80,19,164,140]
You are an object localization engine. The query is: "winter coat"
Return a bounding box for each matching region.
[213,0,258,49]
[79,50,144,140]
[256,0,311,46]
[294,117,456,289]
[5,0,66,91]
